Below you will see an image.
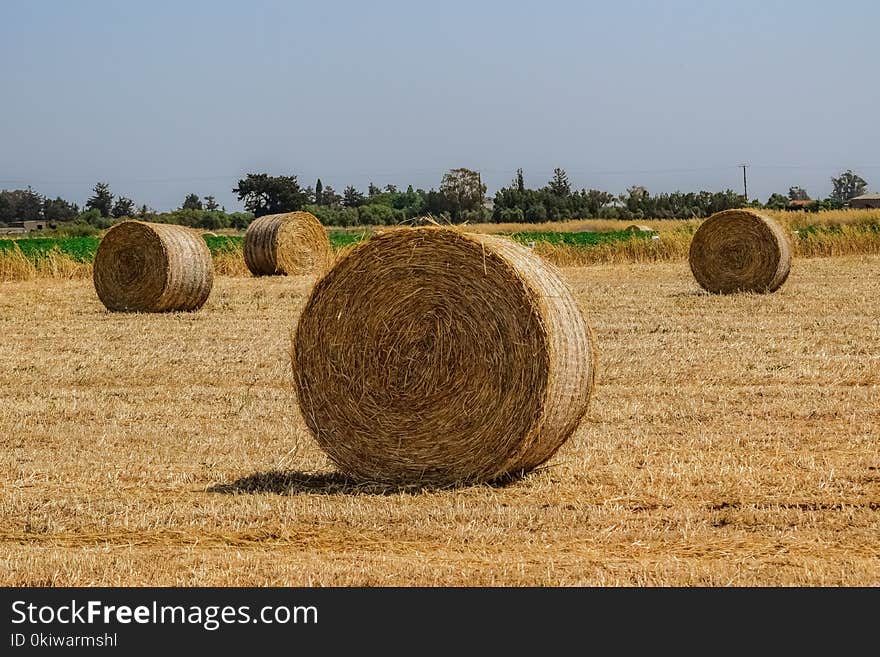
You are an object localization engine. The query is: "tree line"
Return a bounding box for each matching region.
[0,168,870,231]
[230,166,872,225]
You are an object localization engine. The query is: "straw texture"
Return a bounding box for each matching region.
[93,221,213,312]
[243,211,332,276]
[292,226,596,486]
[689,209,791,294]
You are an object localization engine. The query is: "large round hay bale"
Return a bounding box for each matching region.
[243,211,332,276]
[293,227,597,486]
[93,221,213,312]
[688,209,791,294]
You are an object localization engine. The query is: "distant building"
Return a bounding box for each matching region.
[3,220,57,232]
[848,193,880,209]
[22,220,51,231]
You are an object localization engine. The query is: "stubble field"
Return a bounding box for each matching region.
[1,254,878,585]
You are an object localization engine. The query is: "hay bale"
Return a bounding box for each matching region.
[626,224,654,232]
[689,209,791,294]
[93,220,213,312]
[243,211,332,276]
[293,226,597,486]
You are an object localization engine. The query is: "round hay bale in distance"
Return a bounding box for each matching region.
[626,224,654,232]
[688,209,791,294]
[93,221,213,312]
[243,211,332,276]
[293,227,597,486]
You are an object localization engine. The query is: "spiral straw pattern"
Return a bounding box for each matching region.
[689,209,791,294]
[243,211,332,276]
[292,226,597,486]
[93,221,213,312]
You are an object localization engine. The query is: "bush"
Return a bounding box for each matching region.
[56,220,100,237]
[76,208,112,229]
[358,204,405,225]
[525,204,547,223]
[302,204,360,227]
[228,212,254,230]
[495,207,525,223]
[457,208,492,224]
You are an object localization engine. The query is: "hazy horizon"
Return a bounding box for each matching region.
[2,0,878,212]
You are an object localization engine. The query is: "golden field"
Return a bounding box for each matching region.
[4,208,880,279]
[458,207,880,234]
[1,253,878,585]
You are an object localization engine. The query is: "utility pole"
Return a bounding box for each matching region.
[740,163,749,201]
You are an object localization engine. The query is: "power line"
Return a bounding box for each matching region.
[749,164,880,171]
[2,163,878,188]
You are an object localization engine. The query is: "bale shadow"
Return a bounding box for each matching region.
[207,469,530,496]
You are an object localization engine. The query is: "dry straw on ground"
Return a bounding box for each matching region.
[688,209,792,294]
[243,211,332,276]
[93,220,213,312]
[2,256,879,585]
[293,226,596,486]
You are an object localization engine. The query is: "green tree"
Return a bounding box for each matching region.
[322,185,341,207]
[830,169,868,202]
[77,208,106,227]
[203,195,220,211]
[582,189,615,214]
[525,203,547,222]
[315,179,324,205]
[623,185,649,211]
[342,186,365,207]
[182,193,202,210]
[233,173,309,217]
[424,188,448,216]
[111,196,135,218]
[358,203,404,225]
[547,167,571,196]
[20,187,44,220]
[368,182,381,197]
[766,193,789,210]
[42,196,79,221]
[439,168,486,221]
[0,187,44,221]
[86,182,114,217]
[0,193,11,223]
[516,168,525,193]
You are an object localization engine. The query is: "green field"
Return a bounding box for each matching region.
[0,236,99,263]
[0,229,648,264]
[4,222,875,268]
[508,229,651,246]
[205,231,368,251]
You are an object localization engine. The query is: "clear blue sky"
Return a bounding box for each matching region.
[1,0,878,211]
